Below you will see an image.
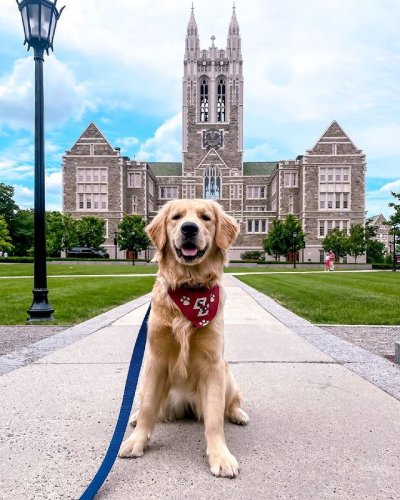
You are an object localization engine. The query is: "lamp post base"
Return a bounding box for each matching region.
[27,288,54,322]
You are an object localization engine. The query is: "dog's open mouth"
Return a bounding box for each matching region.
[175,243,207,260]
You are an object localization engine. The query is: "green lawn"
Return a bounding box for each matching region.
[0,276,155,325]
[0,263,158,276]
[237,272,400,325]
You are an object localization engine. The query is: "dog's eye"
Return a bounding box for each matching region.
[172,213,182,220]
[201,214,211,221]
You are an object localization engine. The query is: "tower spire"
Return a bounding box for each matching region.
[185,3,200,59]
[227,3,241,58]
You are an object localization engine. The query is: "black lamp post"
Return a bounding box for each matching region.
[392,225,398,272]
[114,232,119,260]
[292,230,297,269]
[131,230,136,266]
[17,0,64,321]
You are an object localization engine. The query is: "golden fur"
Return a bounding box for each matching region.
[118,199,249,478]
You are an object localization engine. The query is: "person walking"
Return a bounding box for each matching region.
[329,250,336,271]
[324,252,331,271]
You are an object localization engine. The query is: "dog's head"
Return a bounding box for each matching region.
[146,199,239,267]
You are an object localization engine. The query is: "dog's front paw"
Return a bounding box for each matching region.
[208,446,239,478]
[118,437,146,458]
[228,407,249,426]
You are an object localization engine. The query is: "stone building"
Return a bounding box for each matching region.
[62,6,366,262]
[370,214,390,252]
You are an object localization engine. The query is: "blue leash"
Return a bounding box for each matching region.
[80,303,151,500]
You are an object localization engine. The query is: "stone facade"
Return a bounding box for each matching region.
[62,6,366,262]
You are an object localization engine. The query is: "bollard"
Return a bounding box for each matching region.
[395,341,400,365]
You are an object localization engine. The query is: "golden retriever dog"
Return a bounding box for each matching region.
[119,199,249,477]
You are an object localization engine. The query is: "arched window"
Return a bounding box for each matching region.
[217,78,226,122]
[204,166,221,199]
[200,78,209,122]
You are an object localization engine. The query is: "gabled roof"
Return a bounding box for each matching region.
[243,162,277,176]
[307,120,361,154]
[370,214,387,225]
[67,122,117,156]
[148,162,182,176]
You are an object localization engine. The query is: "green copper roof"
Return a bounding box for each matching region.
[148,162,182,176]
[243,162,277,176]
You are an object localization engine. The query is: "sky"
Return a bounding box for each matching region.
[0,0,399,218]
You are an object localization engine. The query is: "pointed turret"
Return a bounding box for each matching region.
[185,4,200,60]
[227,3,241,60]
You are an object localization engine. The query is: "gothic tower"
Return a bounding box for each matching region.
[182,5,244,204]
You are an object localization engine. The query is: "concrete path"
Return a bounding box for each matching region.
[1,276,399,499]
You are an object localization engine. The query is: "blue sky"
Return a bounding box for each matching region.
[0,0,399,217]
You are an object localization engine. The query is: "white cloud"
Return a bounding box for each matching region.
[0,56,92,131]
[244,142,280,161]
[379,179,400,194]
[136,113,182,162]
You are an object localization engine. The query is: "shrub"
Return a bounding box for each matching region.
[240,250,265,261]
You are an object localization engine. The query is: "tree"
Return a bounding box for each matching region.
[75,216,106,250]
[12,209,34,256]
[118,215,149,258]
[0,183,19,229]
[0,216,13,254]
[263,219,286,261]
[322,228,347,260]
[281,214,305,259]
[366,240,386,263]
[386,192,400,253]
[346,223,366,263]
[46,212,81,256]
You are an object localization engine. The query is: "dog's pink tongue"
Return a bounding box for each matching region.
[182,247,198,257]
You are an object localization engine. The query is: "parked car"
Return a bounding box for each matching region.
[67,247,109,259]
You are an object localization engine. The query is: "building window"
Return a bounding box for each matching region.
[318,219,350,237]
[159,186,179,200]
[246,186,266,199]
[320,167,350,183]
[149,179,154,196]
[182,185,196,199]
[128,172,141,188]
[246,206,266,212]
[246,219,267,234]
[200,78,209,122]
[284,172,298,188]
[217,78,226,122]
[320,192,350,210]
[204,166,221,199]
[288,194,294,214]
[132,195,137,213]
[230,184,242,200]
[76,167,108,211]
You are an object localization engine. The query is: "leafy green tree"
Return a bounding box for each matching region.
[345,223,366,263]
[366,240,386,263]
[61,213,80,252]
[322,228,347,260]
[12,209,34,256]
[263,219,286,261]
[282,214,305,255]
[118,215,149,258]
[0,183,19,229]
[75,216,106,250]
[46,211,64,257]
[0,216,13,253]
[386,192,400,252]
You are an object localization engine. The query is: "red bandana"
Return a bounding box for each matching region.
[168,285,220,328]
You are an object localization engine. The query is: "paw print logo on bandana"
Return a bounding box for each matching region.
[210,293,216,303]
[199,319,210,327]
[180,296,190,306]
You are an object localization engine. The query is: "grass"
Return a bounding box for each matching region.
[0,263,159,276]
[237,272,400,325]
[0,276,155,325]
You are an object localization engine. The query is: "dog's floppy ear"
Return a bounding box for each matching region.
[213,202,240,250]
[146,203,169,250]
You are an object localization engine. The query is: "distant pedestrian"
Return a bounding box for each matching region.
[324,253,330,271]
[0,251,3,258]
[3,252,8,258]
[329,250,336,271]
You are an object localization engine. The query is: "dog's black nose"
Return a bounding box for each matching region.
[181,222,199,237]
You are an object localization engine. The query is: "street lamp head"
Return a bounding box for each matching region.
[17,0,64,55]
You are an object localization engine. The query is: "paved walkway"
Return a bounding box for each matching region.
[1,276,399,499]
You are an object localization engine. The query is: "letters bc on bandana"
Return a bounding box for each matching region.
[168,285,220,328]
